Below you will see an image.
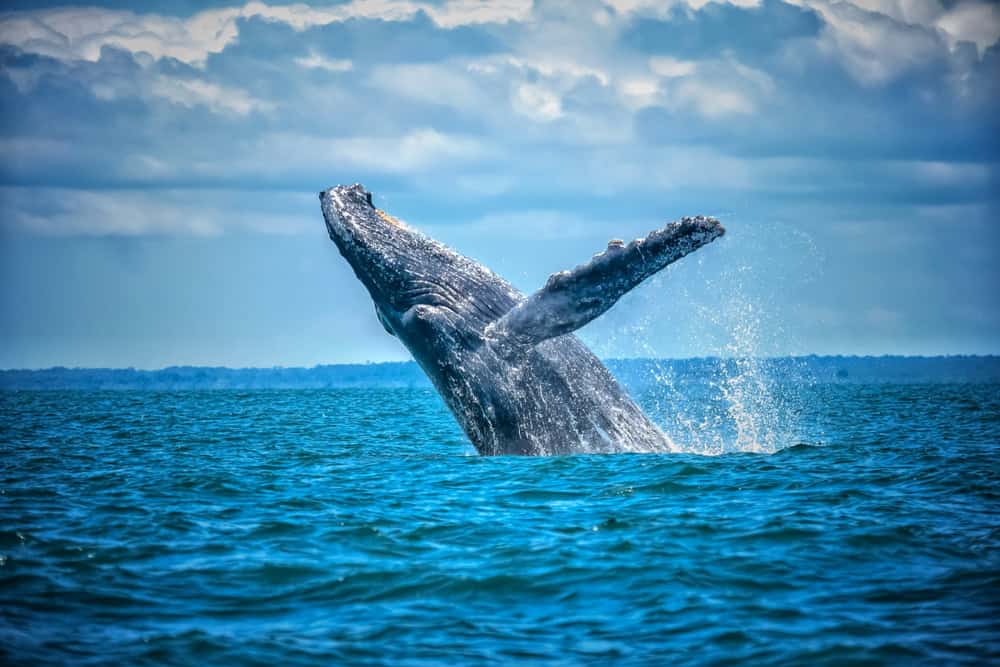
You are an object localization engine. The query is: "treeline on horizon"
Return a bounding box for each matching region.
[1,356,998,390]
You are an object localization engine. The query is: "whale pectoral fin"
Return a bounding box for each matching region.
[486,216,724,350]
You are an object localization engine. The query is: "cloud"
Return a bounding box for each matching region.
[463,54,617,126]
[332,128,490,172]
[619,76,660,108]
[489,55,611,86]
[782,0,1000,85]
[621,55,772,118]
[246,128,491,176]
[369,61,486,107]
[150,75,273,114]
[429,0,533,28]
[841,0,1000,56]
[0,0,998,366]
[0,0,996,215]
[620,0,823,59]
[0,187,315,236]
[674,79,756,116]
[801,0,947,86]
[934,1,1000,57]
[0,6,240,66]
[293,51,352,72]
[0,1,531,67]
[622,0,999,89]
[649,56,696,78]
[605,0,762,15]
[512,83,563,121]
[1,51,272,116]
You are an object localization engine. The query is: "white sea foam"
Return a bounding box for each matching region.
[588,217,823,455]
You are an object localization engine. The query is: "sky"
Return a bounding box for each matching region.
[0,0,997,368]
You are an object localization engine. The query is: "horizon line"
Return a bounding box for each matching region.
[3,353,998,373]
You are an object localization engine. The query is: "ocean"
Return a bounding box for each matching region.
[1,364,998,665]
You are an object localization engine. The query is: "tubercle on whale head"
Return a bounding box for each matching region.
[318,183,489,345]
[318,184,421,248]
[318,183,376,245]
[318,184,418,319]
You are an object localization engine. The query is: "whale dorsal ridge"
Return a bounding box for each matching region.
[485,216,725,351]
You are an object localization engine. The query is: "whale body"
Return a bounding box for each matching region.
[319,184,724,455]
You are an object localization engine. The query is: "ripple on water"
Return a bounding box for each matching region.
[0,385,998,665]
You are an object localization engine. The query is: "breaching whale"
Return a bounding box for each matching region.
[320,184,724,455]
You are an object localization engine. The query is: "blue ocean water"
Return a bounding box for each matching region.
[1,379,998,665]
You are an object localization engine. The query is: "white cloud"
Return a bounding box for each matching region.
[636,56,772,118]
[606,0,999,60]
[248,128,490,174]
[429,0,533,29]
[808,1,943,85]
[601,0,999,88]
[934,1,1000,57]
[349,128,488,172]
[675,80,756,117]
[150,76,273,115]
[0,0,995,218]
[845,0,945,26]
[0,7,241,65]
[786,0,1000,85]
[465,54,616,126]
[619,77,660,108]
[0,187,313,236]
[603,0,761,15]
[370,62,486,107]
[512,83,563,121]
[0,0,532,67]
[649,56,697,78]
[294,52,353,72]
[499,56,611,86]
[1,53,273,115]
[842,0,1000,55]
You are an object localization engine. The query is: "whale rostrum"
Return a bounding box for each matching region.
[320,184,725,455]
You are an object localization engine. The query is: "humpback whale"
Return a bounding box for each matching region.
[320,184,724,455]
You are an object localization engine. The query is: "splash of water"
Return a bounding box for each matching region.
[587,217,821,455]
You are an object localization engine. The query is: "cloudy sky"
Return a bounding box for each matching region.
[0,0,997,368]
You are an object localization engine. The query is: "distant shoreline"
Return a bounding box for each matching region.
[2,356,998,390]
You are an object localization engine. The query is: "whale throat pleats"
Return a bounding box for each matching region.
[486,216,725,352]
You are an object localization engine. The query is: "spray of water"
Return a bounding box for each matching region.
[586,217,822,455]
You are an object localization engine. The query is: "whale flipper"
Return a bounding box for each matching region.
[486,216,724,351]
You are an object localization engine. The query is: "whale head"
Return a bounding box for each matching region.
[319,184,518,351]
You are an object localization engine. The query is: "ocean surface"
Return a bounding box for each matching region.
[2,373,998,665]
